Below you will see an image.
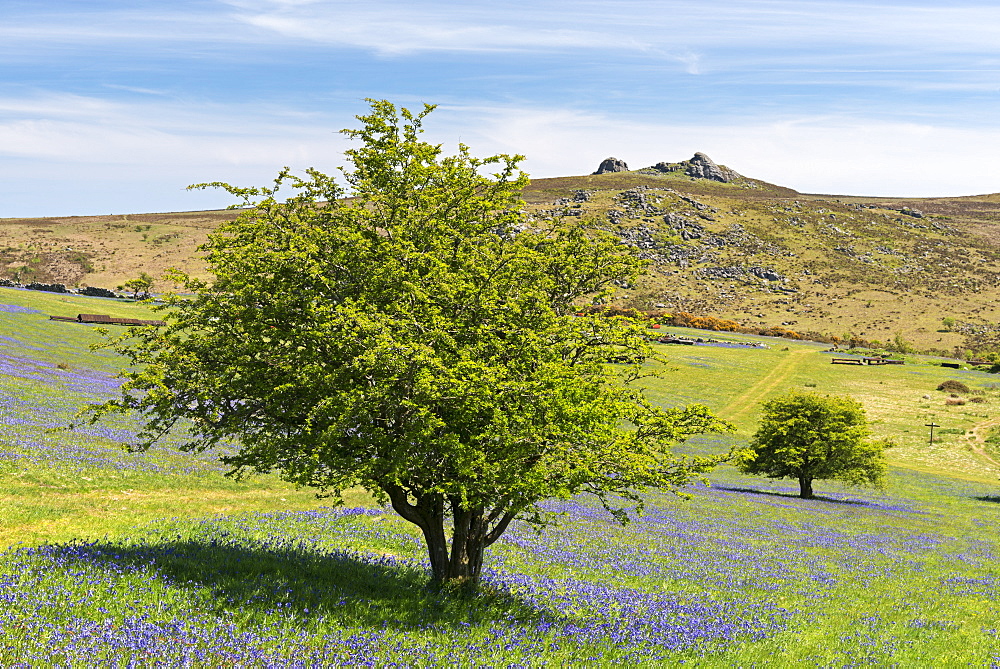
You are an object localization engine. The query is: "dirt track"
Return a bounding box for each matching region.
[963,417,1000,469]
[719,349,813,422]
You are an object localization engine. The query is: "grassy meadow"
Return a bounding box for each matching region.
[2,286,1000,665]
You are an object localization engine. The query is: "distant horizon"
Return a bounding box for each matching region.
[2,159,996,221]
[4,1,1000,218]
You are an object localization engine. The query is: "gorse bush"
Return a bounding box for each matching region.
[664,312,744,333]
[592,308,811,341]
[937,380,970,394]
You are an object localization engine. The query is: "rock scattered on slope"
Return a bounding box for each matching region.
[617,225,659,249]
[663,213,705,241]
[699,265,785,282]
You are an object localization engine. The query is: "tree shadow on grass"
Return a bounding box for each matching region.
[974,495,1000,504]
[713,485,870,506]
[51,538,553,631]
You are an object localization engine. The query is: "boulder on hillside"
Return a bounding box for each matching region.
[684,152,739,182]
[593,157,629,174]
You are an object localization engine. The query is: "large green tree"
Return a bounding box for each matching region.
[87,100,730,589]
[735,391,887,499]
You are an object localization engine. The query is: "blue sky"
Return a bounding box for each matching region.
[3,0,1000,217]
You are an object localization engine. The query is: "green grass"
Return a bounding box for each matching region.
[2,466,999,664]
[0,285,164,320]
[645,327,1000,480]
[0,287,374,546]
[5,288,1000,664]
[983,425,1000,457]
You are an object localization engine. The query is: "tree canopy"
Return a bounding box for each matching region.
[735,391,887,499]
[87,99,731,589]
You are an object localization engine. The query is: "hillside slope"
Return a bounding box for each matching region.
[3,156,1000,350]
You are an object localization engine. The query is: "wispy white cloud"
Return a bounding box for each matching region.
[238,13,618,55]
[102,84,172,96]
[216,0,1000,60]
[0,14,218,46]
[6,1,1000,64]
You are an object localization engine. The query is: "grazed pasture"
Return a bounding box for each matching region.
[2,287,1000,665]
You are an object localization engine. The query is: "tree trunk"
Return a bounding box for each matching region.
[798,476,814,499]
[384,485,490,590]
[441,502,487,589]
[419,518,452,584]
[385,485,449,583]
[383,484,525,592]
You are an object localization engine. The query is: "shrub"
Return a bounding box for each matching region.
[661,311,743,333]
[937,380,970,394]
[970,396,988,404]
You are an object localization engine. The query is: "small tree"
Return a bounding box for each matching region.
[890,332,913,354]
[87,100,731,591]
[735,391,887,499]
[117,272,154,301]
